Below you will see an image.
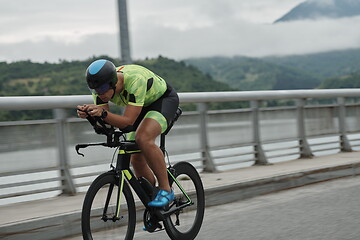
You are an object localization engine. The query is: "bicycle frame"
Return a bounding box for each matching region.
[77,107,194,222]
[108,140,194,221]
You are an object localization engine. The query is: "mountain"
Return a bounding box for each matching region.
[318,73,360,88]
[275,0,360,23]
[185,56,321,91]
[135,56,234,93]
[0,56,236,121]
[0,56,233,97]
[262,48,360,78]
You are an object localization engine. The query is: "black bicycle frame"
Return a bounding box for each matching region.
[107,140,194,221]
[114,142,151,206]
[77,107,191,221]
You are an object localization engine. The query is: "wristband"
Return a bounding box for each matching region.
[100,109,108,119]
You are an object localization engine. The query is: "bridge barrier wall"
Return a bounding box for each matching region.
[1,89,360,204]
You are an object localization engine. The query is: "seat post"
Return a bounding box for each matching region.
[160,134,166,154]
[159,107,182,155]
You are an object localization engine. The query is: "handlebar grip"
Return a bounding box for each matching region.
[86,116,97,126]
[78,108,115,135]
[78,108,95,124]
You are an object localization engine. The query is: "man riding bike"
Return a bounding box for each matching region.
[77,59,179,207]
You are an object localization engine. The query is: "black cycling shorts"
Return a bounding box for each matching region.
[127,85,179,139]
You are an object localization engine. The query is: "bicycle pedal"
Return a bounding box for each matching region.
[152,223,164,233]
[143,222,163,232]
[153,227,164,233]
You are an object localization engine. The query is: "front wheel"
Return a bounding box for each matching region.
[81,171,136,240]
[164,162,205,240]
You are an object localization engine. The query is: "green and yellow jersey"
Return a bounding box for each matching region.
[92,64,167,107]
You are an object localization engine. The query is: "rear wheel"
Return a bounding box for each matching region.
[164,162,205,240]
[81,172,136,240]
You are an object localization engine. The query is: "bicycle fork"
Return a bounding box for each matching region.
[101,171,126,222]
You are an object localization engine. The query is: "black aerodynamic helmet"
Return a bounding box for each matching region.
[85,59,118,91]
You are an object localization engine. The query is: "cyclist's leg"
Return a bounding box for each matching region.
[135,117,170,192]
[130,153,156,186]
[135,87,179,193]
[127,110,157,185]
[127,109,170,192]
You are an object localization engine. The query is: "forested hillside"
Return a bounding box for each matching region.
[2,49,360,121]
[0,56,237,121]
[0,56,232,97]
[263,48,360,78]
[185,48,360,92]
[136,56,233,92]
[318,73,360,89]
[185,56,321,91]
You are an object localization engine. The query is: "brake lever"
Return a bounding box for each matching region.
[75,144,89,157]
[75,143,108,157]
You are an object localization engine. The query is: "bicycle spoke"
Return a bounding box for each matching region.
[81,172,136,240]
[164,162,205,240]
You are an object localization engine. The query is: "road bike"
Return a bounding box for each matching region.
[75,107,205,240]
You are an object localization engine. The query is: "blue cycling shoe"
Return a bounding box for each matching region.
[148,189,174,207]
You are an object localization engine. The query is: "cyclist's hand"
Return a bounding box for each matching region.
[77,105,89,119]
[85,104,103,117]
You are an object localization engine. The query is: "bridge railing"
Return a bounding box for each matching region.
[1,89,360,204]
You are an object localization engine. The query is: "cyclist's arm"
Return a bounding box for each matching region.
[78,103,141,129]
[101,104,142,129]
[100,74,146,128]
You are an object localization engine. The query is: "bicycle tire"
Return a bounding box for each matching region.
[164,161,205,240]
[81,171,136,240]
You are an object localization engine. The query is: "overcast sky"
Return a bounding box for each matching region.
[0,0,359,62]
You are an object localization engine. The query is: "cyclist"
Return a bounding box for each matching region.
[77,59,179,207]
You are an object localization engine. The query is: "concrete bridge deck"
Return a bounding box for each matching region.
[1,151,360,240]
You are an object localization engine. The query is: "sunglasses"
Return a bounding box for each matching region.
[91,82,112,95]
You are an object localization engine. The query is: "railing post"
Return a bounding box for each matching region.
[251,100,267,165]
[53,108,76,195]
[296,99,313,158]
[197,103,216,172]
[337,97,352,152]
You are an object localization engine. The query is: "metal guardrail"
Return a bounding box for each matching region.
[1,89,360,202]
[2,89,360,109]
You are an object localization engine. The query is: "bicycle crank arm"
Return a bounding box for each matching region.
[158,201,194,218]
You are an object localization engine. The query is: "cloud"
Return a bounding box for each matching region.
[0,0,116,44]
[130,16,360,59]
[128,0,304,28]
[0,34,119,62]
[0,0,359,62]
[1,15,360,63]
[308,0,335,6]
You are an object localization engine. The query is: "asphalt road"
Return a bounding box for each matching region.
[64,175,360,240]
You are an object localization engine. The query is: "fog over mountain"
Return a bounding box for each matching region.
[275,0,360,23]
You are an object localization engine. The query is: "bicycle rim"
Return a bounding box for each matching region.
[81,172,136,240]
[164,162,205,240]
